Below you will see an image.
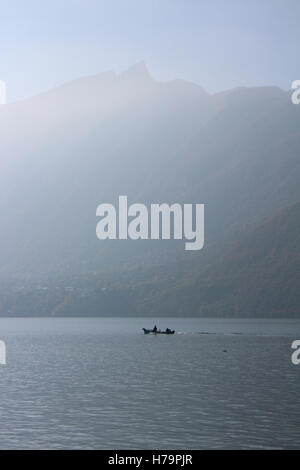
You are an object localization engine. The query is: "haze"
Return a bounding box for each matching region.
[1,0,299,102]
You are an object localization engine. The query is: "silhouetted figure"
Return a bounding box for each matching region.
[153,325,157,334]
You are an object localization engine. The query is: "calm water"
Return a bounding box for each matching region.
[0,317,299,449]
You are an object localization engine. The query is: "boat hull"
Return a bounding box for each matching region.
[142,328,175,335]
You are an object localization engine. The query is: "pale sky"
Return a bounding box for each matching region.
[1,0,299,102]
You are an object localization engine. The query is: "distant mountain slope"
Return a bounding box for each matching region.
[140,203,300,317]
[0,63,299,287]
[1,203,298,318]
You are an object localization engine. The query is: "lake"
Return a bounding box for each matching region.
[0,317,299,449]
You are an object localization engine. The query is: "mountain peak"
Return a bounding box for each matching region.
[121,61,152,81]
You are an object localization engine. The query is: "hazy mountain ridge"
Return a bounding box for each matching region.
[138,202,300,318]
[1,202,298,317]
[0,64,299,317]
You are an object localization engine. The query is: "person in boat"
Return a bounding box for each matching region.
[166,328,170,334]
[153,325,157,333]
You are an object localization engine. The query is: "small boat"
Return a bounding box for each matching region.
[142,328,175,335]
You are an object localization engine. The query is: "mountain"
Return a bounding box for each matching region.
[1,203,298,317]
[134,203,300,318]
[0,63,299,317]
